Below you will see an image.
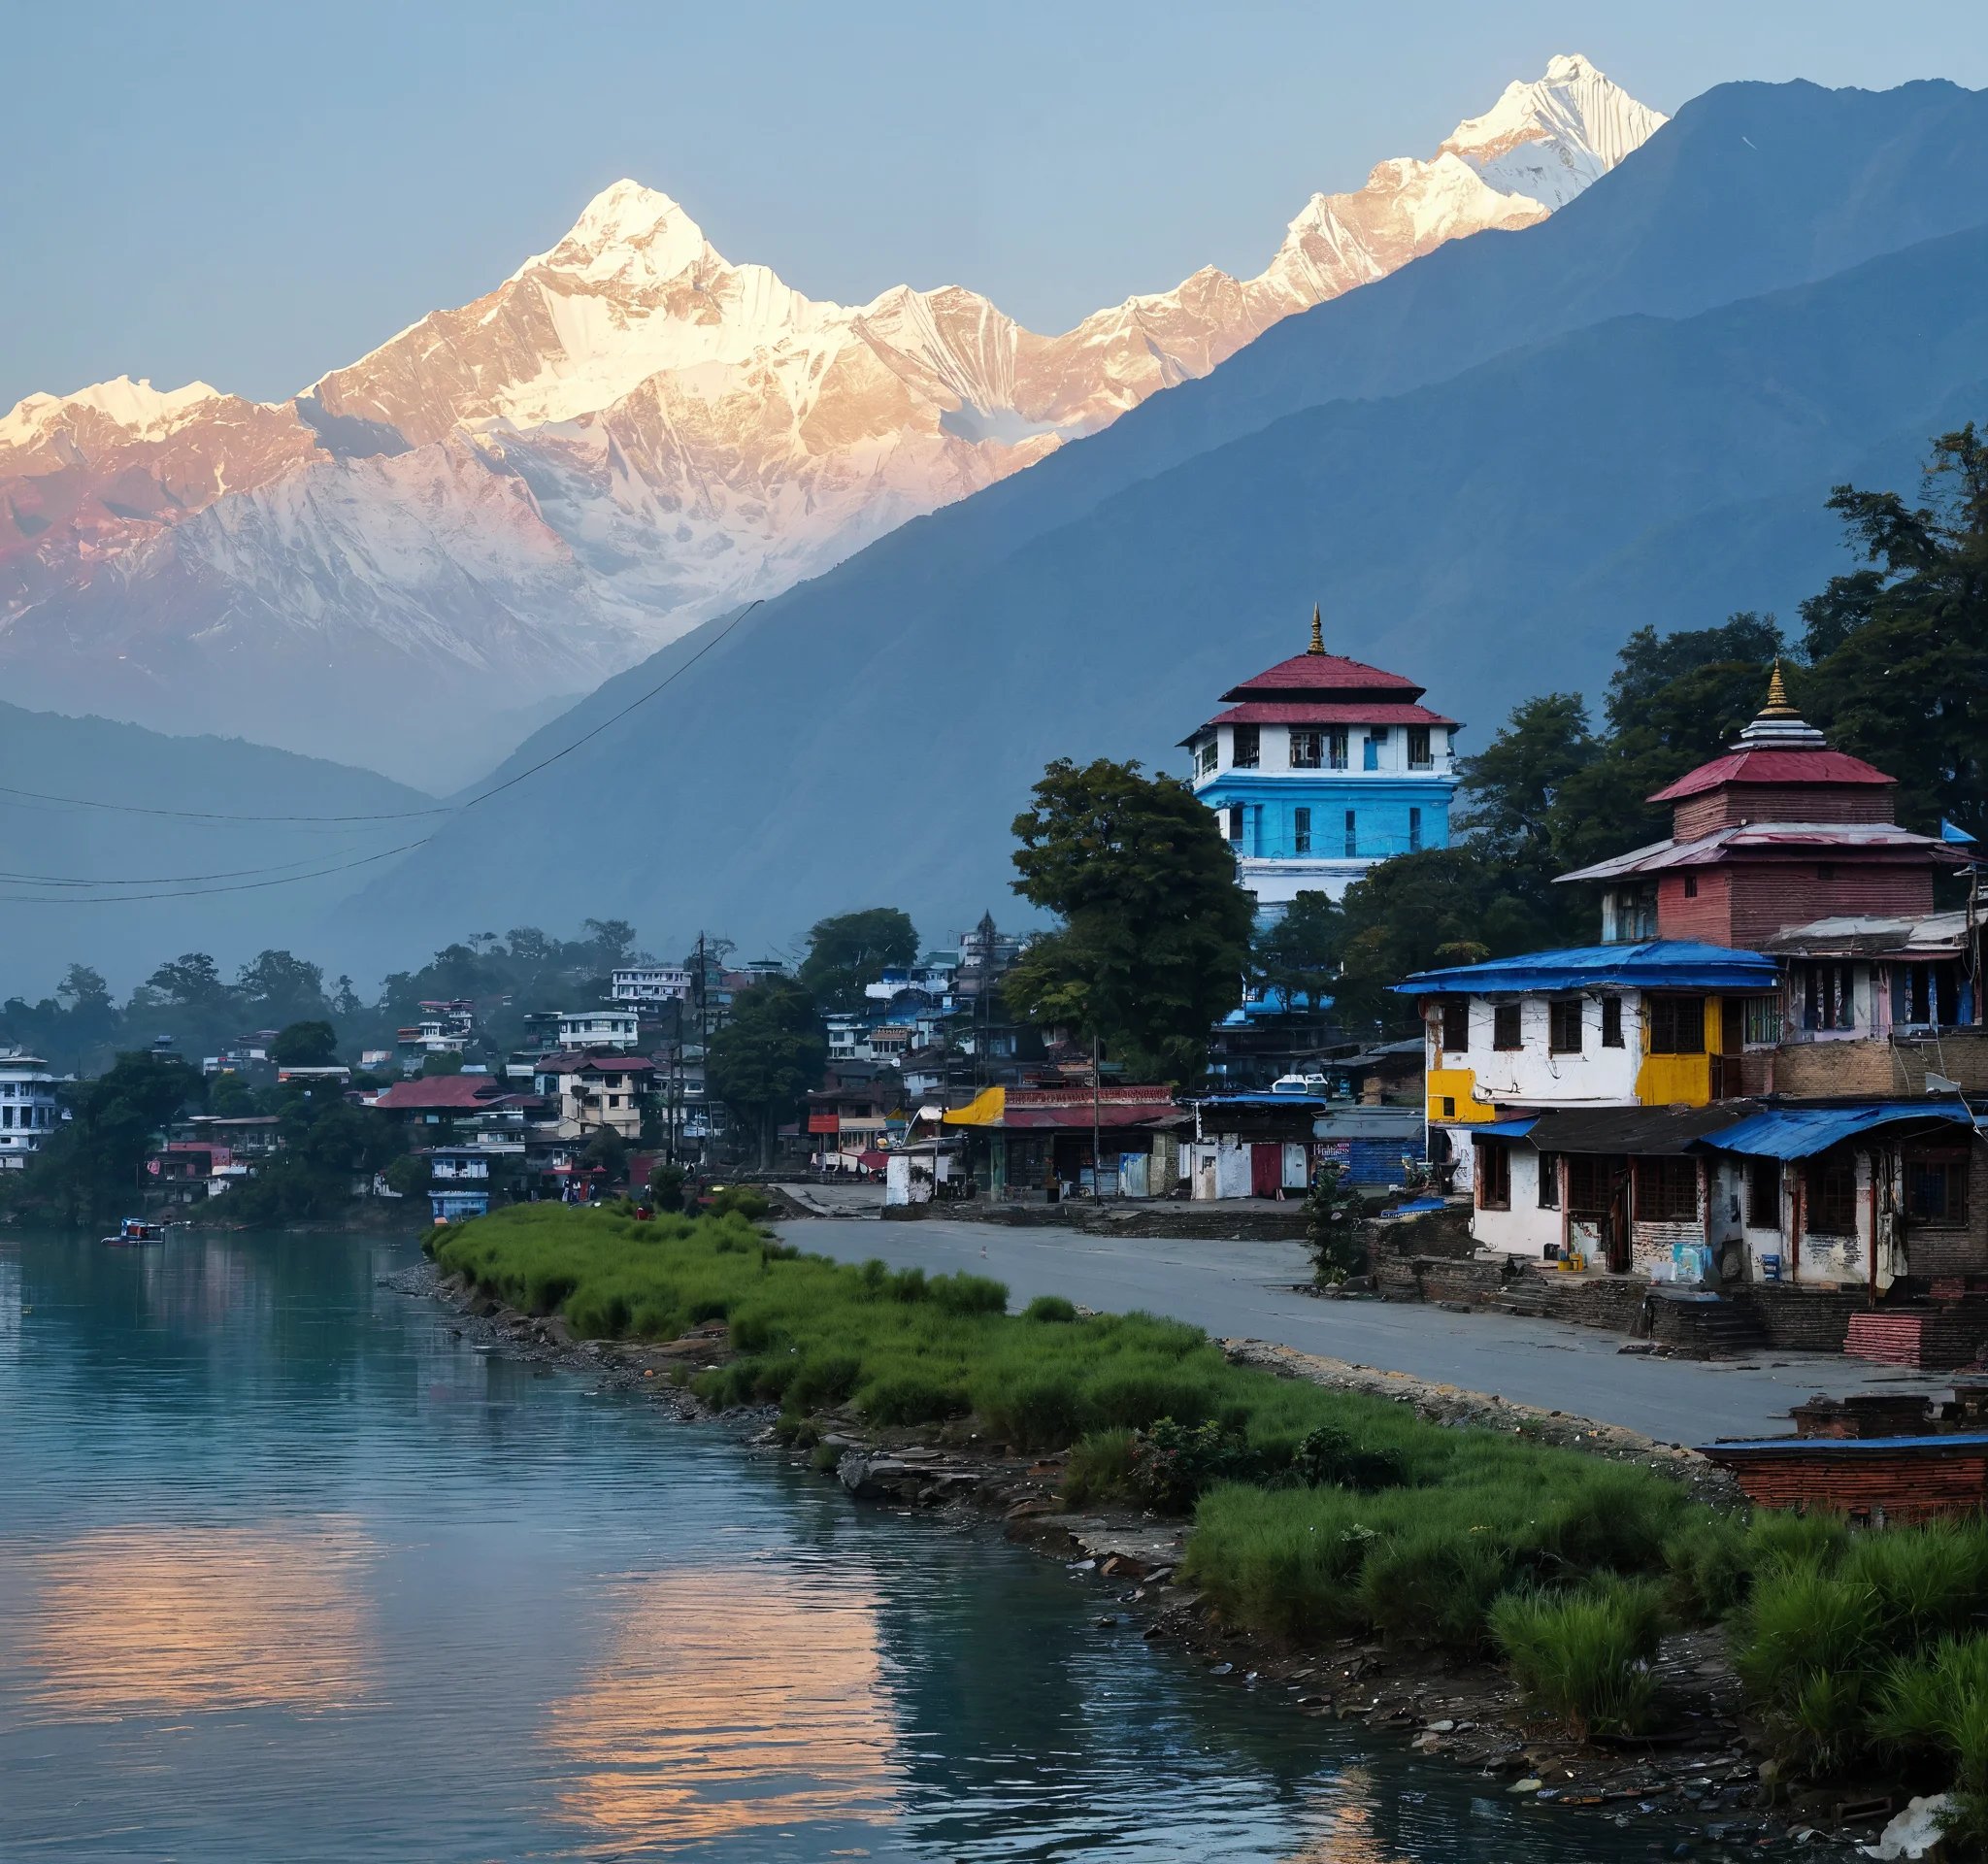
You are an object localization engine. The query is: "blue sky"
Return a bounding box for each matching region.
[5,0,1987,409]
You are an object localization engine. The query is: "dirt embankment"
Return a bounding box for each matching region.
[410,1262,1853,1854]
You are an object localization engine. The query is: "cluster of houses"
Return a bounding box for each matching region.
[1398,667,1984,1336]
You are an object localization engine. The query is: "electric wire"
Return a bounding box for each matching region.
[0,601,761,904]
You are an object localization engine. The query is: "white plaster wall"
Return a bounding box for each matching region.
[1471,1144,1559,1258]
[1435,993,1643,1107]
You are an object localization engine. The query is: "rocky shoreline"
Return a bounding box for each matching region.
[399,1257,1884,1857]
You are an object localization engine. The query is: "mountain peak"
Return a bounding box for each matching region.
[0,375,222,448]
[1441,52,1668,210]
[519,178,719,286]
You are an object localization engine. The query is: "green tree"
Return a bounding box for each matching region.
[1007,757,1255,1081]
[1252,890,1344,1005]
[1801,425,1988,838]
[580,1126,630,1187]
[1457,691,1600,879]
[382,1152,430,1198]
[420,1049,466,1078]
[797,908,919,1012]
[271,1020,339,1068]
[707,978,828,1169]
[15,1051,201,1226]
[224,1092,401,1225]
[236,949,330,1027]
[207,1073,262,1118]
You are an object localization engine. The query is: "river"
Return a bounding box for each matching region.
[0,1227,1707,1862]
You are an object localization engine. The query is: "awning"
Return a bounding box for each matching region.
[857,1149,890,1170]
[1469,1117,1540,1140]
[1706,1099,1975,1160]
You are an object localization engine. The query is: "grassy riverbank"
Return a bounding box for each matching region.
[430,1204,1988,1834]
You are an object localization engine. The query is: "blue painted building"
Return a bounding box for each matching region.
[1182,610,1461,914]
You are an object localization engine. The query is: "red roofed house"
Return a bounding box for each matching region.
[1559,667,1971,951]
[1180,606,1459,914]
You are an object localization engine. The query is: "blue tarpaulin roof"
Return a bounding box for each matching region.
[1706,1099,1975,1160]
[1391,940,1776,995]
[1471,1117,1541,1139]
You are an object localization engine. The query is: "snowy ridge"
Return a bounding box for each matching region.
[0,54,1665,787]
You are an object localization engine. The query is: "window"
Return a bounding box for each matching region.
[1232,725,1260,769]
[1343,811,1358,858]
[1326,727,1349,770]
[1294,807,1311,854]
[1196,739,1216,778]
[1493,1004,1522,1050]
[1409,806,1423,852]
[1646,996,1706,1054]
[1441,1096,1456,1119]
[1805,1155,1858,1236]
[1441,999,1469,1053]
[1636,1157,1700,1222]
[1477,1139,1511,1210]
[1538,1152,1562,1210]
[1747,1158,1781,1229]
[1548,999,1583,1054]
[1601,996,1624,1048]
[1407,725,1433,769]
[1683,875,1699,899]
[1800,963,1856,1032]
[1741,996,1784,1047]
[1289,730,1322,769]
[1567,1155,1622,1218]
[1226,805,1244,846]
[1906,1148,1971,1227]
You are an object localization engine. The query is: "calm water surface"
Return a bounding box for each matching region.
[0,1228,1698,1862]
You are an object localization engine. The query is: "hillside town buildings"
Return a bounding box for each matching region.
[1183,608,1460,914]
[1400,673,1986,1335]
[0,1051,59,1169]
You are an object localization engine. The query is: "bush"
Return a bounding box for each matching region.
[648,1163,688,1212]
[705,1185,771,1220]
[1664,1514,1752,1619]
[1062,1429,1138,1505]
[1491,1580,1664,1737]
[976,1370,1084,1450]
[788,1351,864,1411]
[855,1367,967,1425]
[1358,1526,1512,1654]
[1130,1417,1260,1514]
[1023,1294,1078,1324]
[928,1273,1009,1316]
[1290,1423,1408,1492]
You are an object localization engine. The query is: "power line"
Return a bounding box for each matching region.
[0,601,762,905]
[0,845,383,886]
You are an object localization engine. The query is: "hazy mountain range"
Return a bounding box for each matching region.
[0,56,1659,788]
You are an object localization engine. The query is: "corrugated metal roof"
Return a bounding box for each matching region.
[1557,820,1967,883]
[1706,1434,1988,1455]
[1524,1103,1755,1156]
[1649,748,1895,802]
[1392,940,1776,995]
[1706,1099,1975,1160]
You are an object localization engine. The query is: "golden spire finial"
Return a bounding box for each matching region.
[1308,602,1324,655]
[1761,657,1798,718]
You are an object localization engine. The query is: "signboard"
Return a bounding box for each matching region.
[807,1115,841,1135]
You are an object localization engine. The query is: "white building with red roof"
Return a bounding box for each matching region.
[1180,607,1460,910]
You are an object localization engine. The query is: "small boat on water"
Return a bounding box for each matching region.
[101,1217,167,1247]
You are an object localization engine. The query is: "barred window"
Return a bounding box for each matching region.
[1232,725,1260,769]
[1906,1149,1971,1227]
[1601,996,1623,1048]
[1567,1155,1622,1217]
[1493,1004,1522,1050]
[1646,996,1706,1054]
[1805,1156,1858,1236]
[1477,1140,1511,1211]
[1746,1157,1780,1229]
[1548,999,1583,1054]
[1537,1152,1562,1210]
[1636,1157,1699,1222]
[1441,1000,1469,1053]
[1289,730,1322,769]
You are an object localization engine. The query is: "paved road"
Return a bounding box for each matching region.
[776,1213,1949,1446]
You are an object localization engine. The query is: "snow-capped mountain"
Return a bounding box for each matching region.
[0,54,1663,786]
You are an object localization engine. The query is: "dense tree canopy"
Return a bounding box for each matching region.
[4,1051,201,1226]
[707,978,829,1167]
[797,908,918,1012]
[1007,757,1254,1081]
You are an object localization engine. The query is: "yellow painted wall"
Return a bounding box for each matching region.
[1634,996,1718,1107]
[1426,1067,1495,1123]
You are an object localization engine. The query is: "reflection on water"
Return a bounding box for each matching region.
[12,1521,375,1720]
[0,1229,1702,1863]
[546,1572,899,1845]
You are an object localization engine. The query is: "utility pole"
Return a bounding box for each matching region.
[1091,1026,1103,1200]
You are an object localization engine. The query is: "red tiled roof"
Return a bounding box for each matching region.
[1649,749,1895,803]
[1195,700,1458,735]
[371,1077,518,1112]
[535,1050,656,1075]
[1222,651,1424,702]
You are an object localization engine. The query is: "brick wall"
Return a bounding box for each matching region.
[1750,1284,1868,1350]
[1729,863,1937,949]
[1770,1040,1905,1097]
[1657,869,1733,945]
[1673,785,1896,840]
